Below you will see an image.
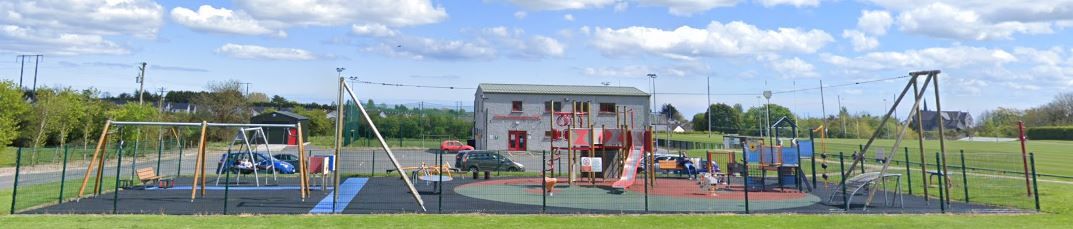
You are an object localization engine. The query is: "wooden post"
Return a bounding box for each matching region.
[297,123,308,199]
[333,77,344,208]
[190,121,208,201]
[78,120,111,198]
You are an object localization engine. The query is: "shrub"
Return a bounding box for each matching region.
[1025,126,1073,140]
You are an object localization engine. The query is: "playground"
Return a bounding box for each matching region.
[5,72,1046,215]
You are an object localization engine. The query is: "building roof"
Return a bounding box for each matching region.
[478,83,649,97]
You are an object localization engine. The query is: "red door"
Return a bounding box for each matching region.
[287,128,298,145]
[507,131,527,151]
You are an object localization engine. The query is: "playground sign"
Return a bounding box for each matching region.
[581,157,603,172]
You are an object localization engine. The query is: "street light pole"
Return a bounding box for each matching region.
[763,90,772,147]
[648,74,657,113]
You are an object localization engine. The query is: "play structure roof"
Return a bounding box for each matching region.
[478,83,649,97]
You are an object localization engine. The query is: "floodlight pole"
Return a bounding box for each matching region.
[707,75,712,138]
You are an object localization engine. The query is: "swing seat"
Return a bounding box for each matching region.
[136,167,167,187]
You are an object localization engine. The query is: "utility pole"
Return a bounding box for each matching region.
[137,62,147,105]
[819,80,828,137]
[239,82,252,97]
[16,54,44,96]
[707,75,712,138]
[158,87,167,113]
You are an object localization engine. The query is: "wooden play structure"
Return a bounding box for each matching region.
[546,101,644,187]
[76,121,313,201]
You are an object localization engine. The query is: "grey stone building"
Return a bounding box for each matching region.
[473,83,650,151]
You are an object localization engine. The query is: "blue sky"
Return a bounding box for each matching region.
[2,0,1073,119]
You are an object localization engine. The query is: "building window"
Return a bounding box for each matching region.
[573,102,590,112]
[599,103,616,113]
[545,101,562,112]
[512,101,523,112]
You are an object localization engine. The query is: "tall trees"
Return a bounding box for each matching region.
[691,103,742,133]
[193,80,249,140]
[0,81,29,147]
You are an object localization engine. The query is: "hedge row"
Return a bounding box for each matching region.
[1026,126,1073,140]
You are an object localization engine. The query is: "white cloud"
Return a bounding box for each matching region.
[506,0,616,10]
[514,11,527,19]
[614,2,630,12]
[758,0,820,8]
[235,0,447,27]
[766,56,818,78]
[897,3,1053,40]
[821,46,1017,72]
[0,25,127,55]
[215,43,316,60]
[590,21,833,60]
[0,0,163,55]
[858,10,893,35]
[479,27,565,59]
[368,37,497,61]
[351,23,399,37]
[564,14,575,21]
[842,30,879,51]
[580,63,709,77]
[635,0,740,16]
[171,5,285,37]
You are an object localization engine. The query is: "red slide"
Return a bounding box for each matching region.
[612,147,644,189]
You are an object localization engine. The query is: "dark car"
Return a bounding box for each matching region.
[217,152,296,174]
[455,150,525,172]
[272,153,300,169]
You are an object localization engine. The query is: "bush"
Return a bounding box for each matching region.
[1025,126,1073,140]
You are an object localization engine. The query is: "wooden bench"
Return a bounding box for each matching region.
[136,168,164,187]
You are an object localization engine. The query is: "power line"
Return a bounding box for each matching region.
[351,79,477,90]
[771,75,909,94]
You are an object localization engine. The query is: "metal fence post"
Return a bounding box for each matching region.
[10,147,23,214]
[176,139,183,177]
[113,142,124,214]
[959,150,969,203]
[643,151,649,213]
[935,152,945,213]
[59,145,70,204]
[224,155,231,215]
[839,152,848,211]
[541,150,546,214]
[1030,153,1040,212]
[810,131,817,187]
[858,145,865,174]
[156,138,164,175]
[370,150,376,176]
[131,138,139,181]
[904,147,912,195]
[438,149,444,214]
[744,150,751,214]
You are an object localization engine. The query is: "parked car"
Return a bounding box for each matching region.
[455,150,525,172]
[440,140,474,152]
[272,153,300,169]
[217,152,296,174]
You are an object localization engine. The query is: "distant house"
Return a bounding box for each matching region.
[911,110,974,132]
[163,102,197,113]
[250,111,310,145]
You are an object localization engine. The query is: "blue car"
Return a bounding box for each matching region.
[217,152,296,174]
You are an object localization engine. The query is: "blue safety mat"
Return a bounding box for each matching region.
[309,177,368,214]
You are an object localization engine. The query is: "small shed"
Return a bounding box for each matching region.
[250,111,310,145]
